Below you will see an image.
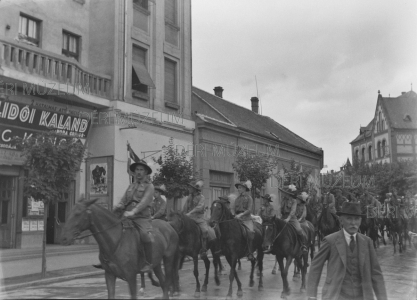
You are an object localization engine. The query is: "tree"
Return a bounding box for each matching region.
[13,130,86,278]
[277,159,313,192]
[232,146,280,212]
[152,137,196,211]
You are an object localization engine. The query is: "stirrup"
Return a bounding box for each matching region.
[140,263,153,273]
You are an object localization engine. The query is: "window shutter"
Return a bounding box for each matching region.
[164,59,176,103]
[132,46,155,88]
[165,0,176,24]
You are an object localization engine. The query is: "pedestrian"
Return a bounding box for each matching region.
[151,184,167,220]
[307,201,388,300]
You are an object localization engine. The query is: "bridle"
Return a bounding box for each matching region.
[262,219,288,244]
[73,207,121,240]
[210,201,235,230]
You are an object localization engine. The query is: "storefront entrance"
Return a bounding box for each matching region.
[0,176,16,248]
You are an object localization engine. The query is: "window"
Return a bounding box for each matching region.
[361,148,365,161]
[164,58,177,103]
[62,31,79,61]
[133,0,148,10]
[132,46,155,97]
[18,14,40,46]
[382,140,386,157]
[1,201,8,224]
[355,149,359,159]
[377,141,381,158]
[368,146,372,161]
[165,0,177,25]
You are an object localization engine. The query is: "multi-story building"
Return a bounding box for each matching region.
[0,0,193,248]
[350,90,417,165]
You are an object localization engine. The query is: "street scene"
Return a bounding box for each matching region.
[0,0,417,299]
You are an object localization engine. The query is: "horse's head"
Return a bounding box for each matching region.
[262,215,276,249]
[61,198,99,245]
[209,200,230,227]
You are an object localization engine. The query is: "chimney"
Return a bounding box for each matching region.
[251,97,259,114]
[401,92,406,95]
[214,86,224,98]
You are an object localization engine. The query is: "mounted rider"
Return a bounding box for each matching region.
[296,191,309,223]
[334,189,348,213]
[258,194,276,222]
[279,185,308,253]
[234,180,256,261]
[151,184,167,220]
[363,190,381,218]
[94,160,155,272]
[321,189,340,227]
[183,180,209,259]
[307,188,322,218]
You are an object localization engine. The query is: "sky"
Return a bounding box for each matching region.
[191,0,417,171]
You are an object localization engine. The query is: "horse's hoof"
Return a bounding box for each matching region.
[194,292,201,298]
[237,290,243,298]
[226,294,233,300]
[201,285,207,293]
[300,288,306,293]
[215,277,221,286]
[249,280,254,287]
[258,286,264,291]
[139,288,145,296]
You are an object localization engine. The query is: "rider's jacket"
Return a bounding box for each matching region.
[295,199,307,221]
[182,192,205,221]
[151,195,167,219]
[234,191,253,221]
[281,197,297,220]
[114,178,154,218]
[335,194,347,212]
[258,203,275,220]
[322,193,336,214]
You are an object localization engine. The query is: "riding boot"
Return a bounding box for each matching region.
[246,231,255,261]
[140,242,153,273]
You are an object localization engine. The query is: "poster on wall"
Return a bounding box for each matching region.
[29,220,38,231]
[27,197,44,216]
[90,163,108,195]
[37,220,44,231]
[22,220,30,231]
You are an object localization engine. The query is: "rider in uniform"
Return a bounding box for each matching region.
[279,185,308,253]
[234,180,256,261]
[334,189,347,213]
[258,194,276,221]
[296,192,308,223]
[321,189,340,228]
[93,160,154,272]
[183,180,209,258]
[151,184,167,220]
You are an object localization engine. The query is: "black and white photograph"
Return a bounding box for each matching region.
[0,0,416,299]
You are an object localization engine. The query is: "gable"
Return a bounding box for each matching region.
[374,103,388,134]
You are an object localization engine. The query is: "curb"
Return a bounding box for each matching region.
[2,270,103,292]
[0,249,99,263]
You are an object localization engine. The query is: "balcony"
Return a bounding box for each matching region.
[0,37,111,102]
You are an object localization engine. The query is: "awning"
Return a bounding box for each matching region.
[132,61,156,88]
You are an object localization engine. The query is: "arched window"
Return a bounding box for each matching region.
[377,141,381,158]
[382,120,385,131]
[378,112,382,131]
[368,145,372,161]
[361,148,366,161]
[355,149,359,159]
[382,140,386,157]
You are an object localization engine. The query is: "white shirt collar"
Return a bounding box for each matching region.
[343,228,357,245]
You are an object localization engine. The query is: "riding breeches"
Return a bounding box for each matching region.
[288,218,303,236]
[193,218,209,237]
[131,217,154,243]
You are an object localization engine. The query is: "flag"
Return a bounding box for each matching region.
[127,141,141,182]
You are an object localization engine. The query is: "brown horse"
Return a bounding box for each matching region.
[263,216,315,299]
[209,200,264,299]
[61,198,180,299]
[318,202,339,246]
[167,211,221,297]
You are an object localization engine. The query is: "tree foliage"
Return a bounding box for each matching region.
[152,137,196,199]
[13,131,86,204]
[277,159,313,192]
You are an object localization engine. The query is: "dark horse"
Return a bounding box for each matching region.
[318,202,339,246]
[263,216,315,299]
[167,211,221,297]
[359,206,380,249]
[209,200,264,299]
[61,198,180,299]
[306,201,320,249]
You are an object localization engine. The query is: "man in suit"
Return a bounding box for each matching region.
[307,202,387,300]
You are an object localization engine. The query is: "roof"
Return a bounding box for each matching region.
[192,86,322,153]
[350,119,373,144]
[381,91,417,129]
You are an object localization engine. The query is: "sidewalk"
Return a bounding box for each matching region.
[0,244,102,291]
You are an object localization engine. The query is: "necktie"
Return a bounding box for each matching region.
[349,235,356,252]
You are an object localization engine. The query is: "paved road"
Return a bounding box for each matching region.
[1,241,417,299]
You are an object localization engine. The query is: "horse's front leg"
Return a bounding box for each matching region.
[139,273,145,296]
[225,256,235,300]
[257,250,264,291]
[280,256,293,299]
[153,263,168,299]
[201,255,210,292]
[298,254,308,293]
[233,259,243,298]
[104,271,116,299]
[191,256,201,298]
[272,258,278,274]
[127,275,137,300]
[249,256,255,287]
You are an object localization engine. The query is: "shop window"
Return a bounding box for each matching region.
[1,201,8,224]
[19,14,41,46]
[62,31,80,61]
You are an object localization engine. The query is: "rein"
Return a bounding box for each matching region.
[74,208,121,240]
[271,221,288,243]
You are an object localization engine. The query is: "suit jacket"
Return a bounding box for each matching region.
[307,230,387,300]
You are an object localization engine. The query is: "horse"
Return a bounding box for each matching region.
[209,200,264,299]
[138,272,160,296]
[318,202,339,245]
[306,201,320,249]
[262,215,315,299]
[60,198,180,299]
[167,211,221,297]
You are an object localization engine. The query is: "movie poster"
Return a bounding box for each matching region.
[90,163,108,195]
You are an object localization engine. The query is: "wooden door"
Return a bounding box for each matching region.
[0,176,15,248]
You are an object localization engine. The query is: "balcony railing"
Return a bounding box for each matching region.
[0,37,111,99]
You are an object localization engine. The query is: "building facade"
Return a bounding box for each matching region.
[0,0,193,248]
[350,90,417,165]
[192,87,324,216]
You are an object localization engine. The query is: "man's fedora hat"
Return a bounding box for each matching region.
[154,184,167,194]
[187,180,204,191]
[337,202,365,217]
[130,160,152,174]
[235,180,252,191]
[261,194,273,202]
